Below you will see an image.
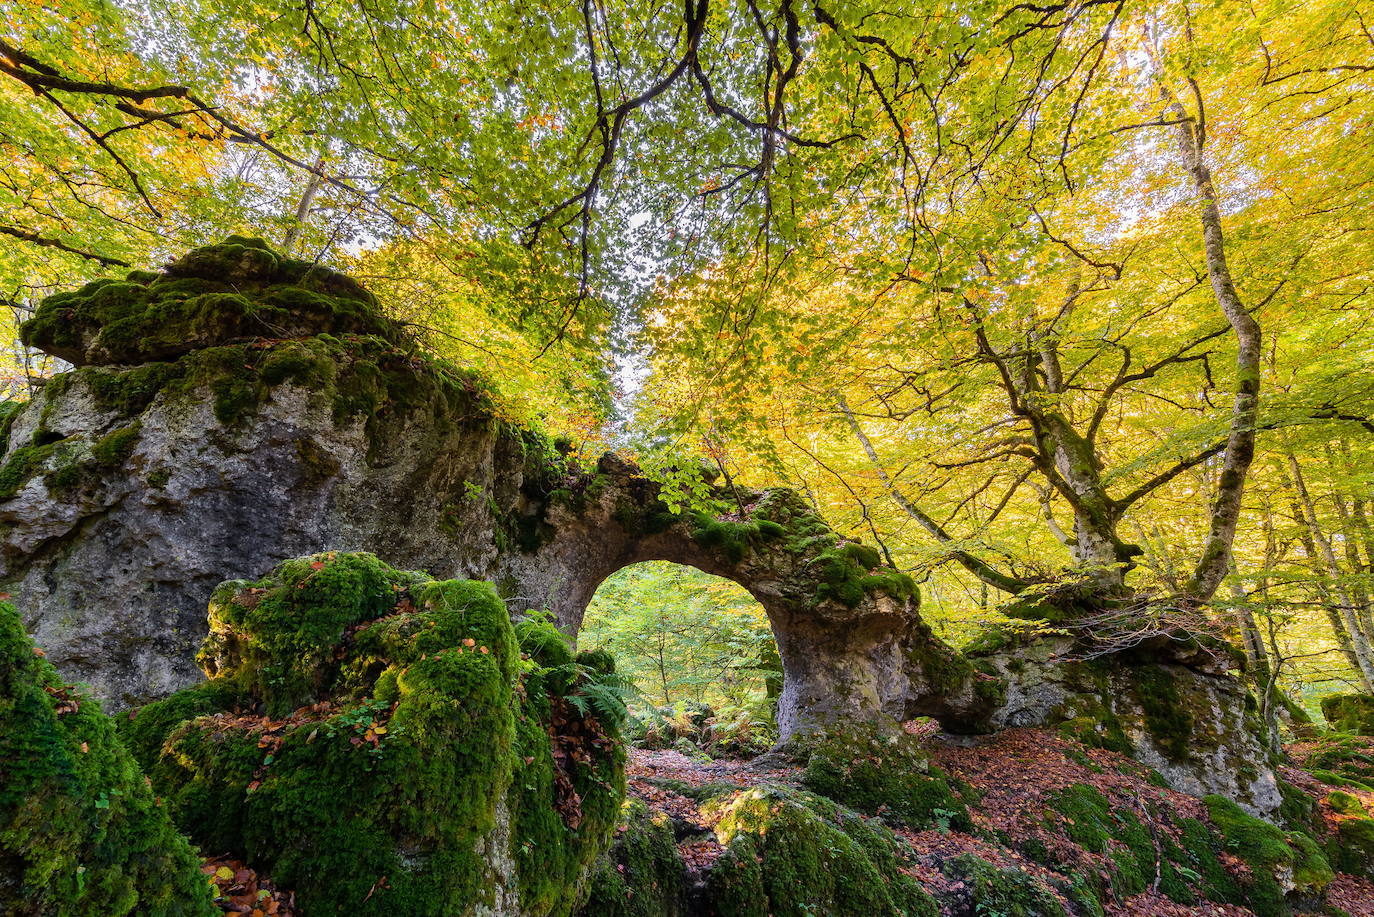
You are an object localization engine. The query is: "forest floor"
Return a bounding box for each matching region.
[623,726,1374,917]
[193,726,1374,915]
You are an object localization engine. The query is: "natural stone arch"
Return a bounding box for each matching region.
[490,456,998,739]
[0,238,995,742]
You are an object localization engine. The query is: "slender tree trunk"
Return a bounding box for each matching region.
[1151,80,1262,601]
[282,152,327,252]
[1287,453,1374,691]
[1326,443,1374,640]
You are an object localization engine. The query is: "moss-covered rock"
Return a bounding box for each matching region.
[0,602,215,916]
[938,853,1068,917]
[125,552,624,917]
[1039,783,1215,905]
[579,800,686,917]
[1204,794,1333,916]
[700,784,940,917]
[799,724,972,831]
[1321,693,1374,735]
[0,398,24,456]
[1298,734,1374,789]
[19,237,405,366]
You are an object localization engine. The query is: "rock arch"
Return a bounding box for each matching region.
[0,239,994,741]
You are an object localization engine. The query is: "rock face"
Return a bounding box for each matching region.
[0,237,993,741]
[971,634,1284,816]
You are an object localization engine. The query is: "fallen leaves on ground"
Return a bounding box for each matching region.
[202,855,295,916]
[621,728,1369,917]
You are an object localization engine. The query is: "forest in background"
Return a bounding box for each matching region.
[3,0,1373,726]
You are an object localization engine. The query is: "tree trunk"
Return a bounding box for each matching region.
[282,152,327,252]
[1286,453,1374,691]
[1151,82,1262,602]
[1326,443,1374,641]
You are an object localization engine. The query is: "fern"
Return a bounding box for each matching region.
[557,664,640,731]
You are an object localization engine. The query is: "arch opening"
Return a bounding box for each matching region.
[578,561,783,757]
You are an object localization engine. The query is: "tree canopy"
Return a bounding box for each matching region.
[3,0,1373,710]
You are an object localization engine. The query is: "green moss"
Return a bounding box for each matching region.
[702,785,939,917]
[517,617,576,669]
[1129,665,1193,762]
[1321,693,1374,735]
[576,647,616,676]
[961,624,1025,656]
[687,512,784,564]
[0,602,216,916]
[800,725,972,831]
[939,853,1067,917]
[1204,794,1333,916]
[198,551,423,716]
[511,694,625,916]
[134,553,623,917]
[1178,816,1244,904]
[1054,677,1132,756]
[91,422,142,466]
[581,800,686,917]
[1045,784,1171,900]
[20,238,404,367]
[22,245,505,474]
[1330,812,1374,877]
[1326,790,1366,816]
[0,399,23,455]
[1276,779,1320,834]
[0,439,61,500]
[83,361,184,417]
[117,677,242,772]
[1303,735,1374,786]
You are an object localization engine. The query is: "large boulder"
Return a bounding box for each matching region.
[0,601,214,917]
[970,632,1284,816]
[1321,692,1374,735]
[118,551,624,917]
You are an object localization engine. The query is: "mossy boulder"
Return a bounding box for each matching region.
[1204,794,1333,916]
[0,602,215,916]
[1036,783,1235,907]
[799,724,972,831]
[579,800,687,917]
[20,236,405,366]
[978,634,1283,815]
[1295,734,1374,789]
[1316,791,1374,878]
[700,784,940,917]
[121,552,624,917]
[938,853,1068,917]
[1321,693,1374,735]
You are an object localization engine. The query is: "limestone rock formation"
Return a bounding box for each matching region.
[970,632,1284,815]
[0,237,992,741]
[117,551,623,917]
